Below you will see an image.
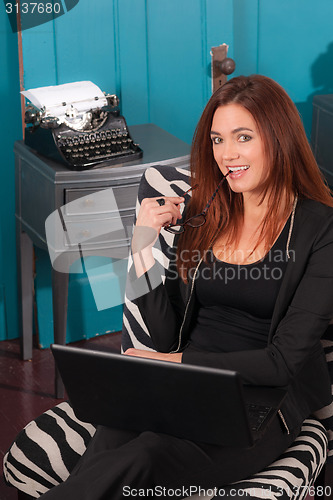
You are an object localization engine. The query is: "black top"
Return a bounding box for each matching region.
[187,219,290,353]
[132,198,333,431]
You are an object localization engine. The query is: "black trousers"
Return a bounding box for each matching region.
[40,415,300,500]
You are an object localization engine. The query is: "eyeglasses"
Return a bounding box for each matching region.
[164,172,230,234]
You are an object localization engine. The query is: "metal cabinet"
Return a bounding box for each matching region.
[15,124,190,396]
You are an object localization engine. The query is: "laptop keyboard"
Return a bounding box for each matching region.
[246,404,272,431]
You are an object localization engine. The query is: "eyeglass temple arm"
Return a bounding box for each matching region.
[164,184,199,229]
[181,183,199,197]
[201,172,230,215]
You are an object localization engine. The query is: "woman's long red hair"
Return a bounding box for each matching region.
[176,75,333,282]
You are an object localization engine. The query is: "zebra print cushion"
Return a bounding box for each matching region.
[3,402,96,498]
[2,407,328,499]
[3,164,333,498]
[214,419,328,500]
[314,335,333,462]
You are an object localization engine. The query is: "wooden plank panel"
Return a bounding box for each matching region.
[258,0,333,96]
[117,0,150,124]
[258,0,333,135]
[0,8,22,341]
[147,0,205,144]
[53,0,118,93]
[233,0,259,77]
[206,0,234,98]
[21,21,58,89]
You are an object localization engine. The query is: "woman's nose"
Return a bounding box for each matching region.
[222,142,239,161]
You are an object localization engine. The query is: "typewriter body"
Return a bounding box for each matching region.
[23,82,143,170]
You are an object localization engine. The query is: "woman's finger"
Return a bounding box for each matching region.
[142,196,184,206]
[140,200,182,221]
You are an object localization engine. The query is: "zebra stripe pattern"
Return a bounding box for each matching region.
[3,165,333,498]
[213,419,328,500]
[3,402,96,498]
[2,408,328,499]
[122,165,191,353]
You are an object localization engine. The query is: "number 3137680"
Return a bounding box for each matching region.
[6,3,62,15]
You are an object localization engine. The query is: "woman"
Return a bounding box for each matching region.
[41,75,333,499]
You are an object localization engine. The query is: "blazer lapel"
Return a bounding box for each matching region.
[268,200,319,342]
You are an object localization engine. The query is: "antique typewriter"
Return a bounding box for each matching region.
[23,81,143,170]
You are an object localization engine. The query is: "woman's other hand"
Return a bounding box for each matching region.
[124,348,182,363]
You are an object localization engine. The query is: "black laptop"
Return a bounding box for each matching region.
[51,344,286,448]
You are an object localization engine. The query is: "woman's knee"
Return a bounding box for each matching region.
[133,431,174,471]
[136,431,164,457]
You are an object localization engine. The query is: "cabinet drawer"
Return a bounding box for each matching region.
[64,210,135,248]
[64,184,139,216]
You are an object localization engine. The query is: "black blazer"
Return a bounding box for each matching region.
[130,199,333,432]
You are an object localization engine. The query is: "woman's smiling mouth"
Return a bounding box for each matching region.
[227,165,250,178]
[227,165,250,172]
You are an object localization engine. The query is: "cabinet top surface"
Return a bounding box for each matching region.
[15,123,191,184]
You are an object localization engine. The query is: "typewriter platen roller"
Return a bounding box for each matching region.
[22,82,143,170]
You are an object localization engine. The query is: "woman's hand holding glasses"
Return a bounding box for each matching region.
[135,195,185,235]
[132,194,185,277]
[132,174,229,268]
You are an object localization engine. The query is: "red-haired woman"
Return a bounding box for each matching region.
[41,75,333,500]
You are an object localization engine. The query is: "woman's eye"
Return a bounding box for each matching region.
[239,134,251,142]
[212,137,223,144]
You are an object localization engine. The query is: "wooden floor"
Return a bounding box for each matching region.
[0,332,122,500]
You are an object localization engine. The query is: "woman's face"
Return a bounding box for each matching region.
[210,103,268,200]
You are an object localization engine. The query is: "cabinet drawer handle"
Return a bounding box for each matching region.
[78,229,91,238]
[83,198,95,207]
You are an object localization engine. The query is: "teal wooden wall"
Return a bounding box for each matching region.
[233,0,333,136]
[1,0,333,343]
[0,8,22,340]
